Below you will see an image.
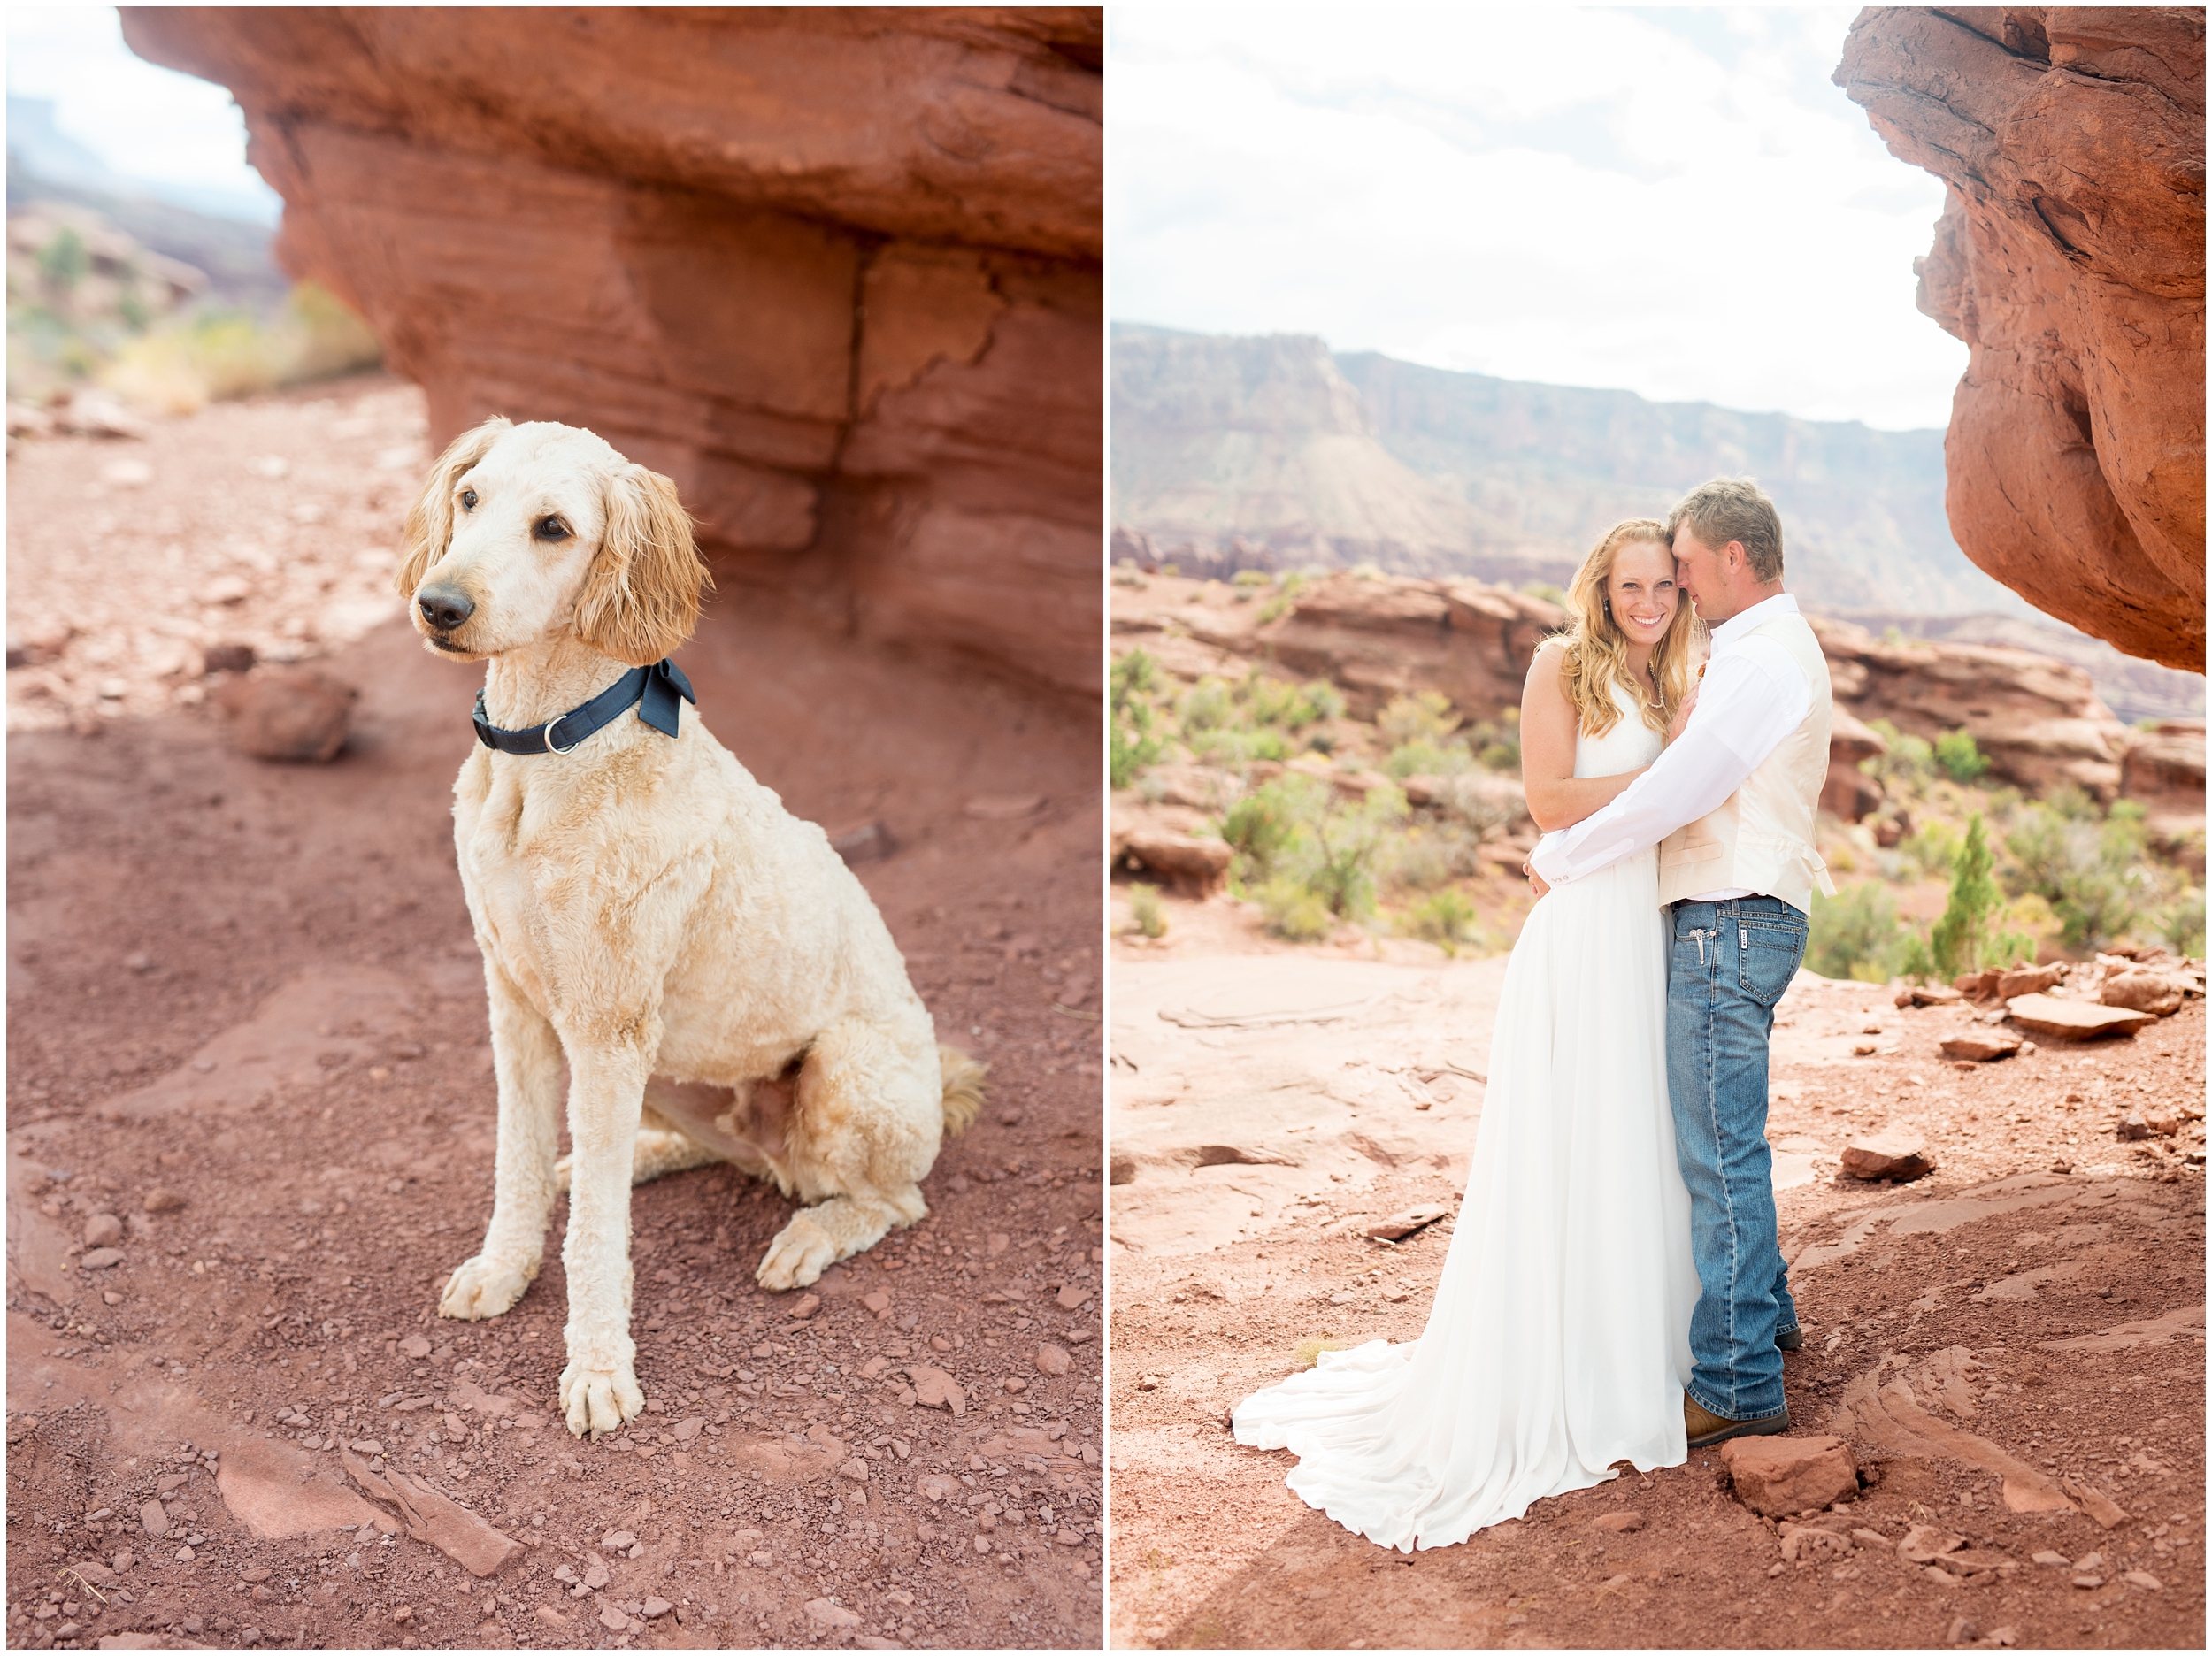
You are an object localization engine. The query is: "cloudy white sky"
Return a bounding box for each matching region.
[7,5,280,223]
[1109,4,1967,430]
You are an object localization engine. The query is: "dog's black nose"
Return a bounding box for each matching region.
[418,586,474,632]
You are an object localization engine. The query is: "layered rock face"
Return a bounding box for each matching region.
[1810,617,2133,800]
[121,7,1102,693]
[1835,9,2206,672]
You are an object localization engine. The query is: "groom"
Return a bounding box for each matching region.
[1529,477,1834,1449]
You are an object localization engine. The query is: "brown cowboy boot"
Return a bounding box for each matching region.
[1686,1391,1790,1450]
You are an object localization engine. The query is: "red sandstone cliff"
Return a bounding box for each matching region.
[1834,8,2205,673]
[120,7,1102,694]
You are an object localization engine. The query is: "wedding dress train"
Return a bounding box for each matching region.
[1231,673,1700,1551]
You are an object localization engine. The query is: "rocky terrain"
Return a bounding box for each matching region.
[122,6,1102,695]
[1108,932,2205,1650]
[1835,9,2205,672]
[6,377,1105,1649]
[1111,569,2203,832]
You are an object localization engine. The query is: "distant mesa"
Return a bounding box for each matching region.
[1110,326,2201,724]
[1111,323,2011,617]
[1835,8,2205,673]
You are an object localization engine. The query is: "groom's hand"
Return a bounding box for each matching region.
[1523,861,1551,898]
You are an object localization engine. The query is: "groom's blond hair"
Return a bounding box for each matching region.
[1666,478,1786,584]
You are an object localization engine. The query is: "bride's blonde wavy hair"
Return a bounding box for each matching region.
[1555,518,1698,738]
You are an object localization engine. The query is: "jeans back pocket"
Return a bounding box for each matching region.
[1737,916,1807,1006]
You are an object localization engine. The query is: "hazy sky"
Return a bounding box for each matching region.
[7,5,280,223]
[1110,4,1968,431]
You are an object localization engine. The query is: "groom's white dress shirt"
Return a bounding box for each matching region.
[1528,593,1812,901]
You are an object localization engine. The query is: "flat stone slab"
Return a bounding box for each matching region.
[1940,1030,2023,1062]
[2005,993,2153,1040]
[1364,1202,1452,1242]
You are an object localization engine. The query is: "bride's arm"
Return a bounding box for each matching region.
[1519,642,1649,834]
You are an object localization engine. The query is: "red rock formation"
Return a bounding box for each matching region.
[1812,617,2132,800]
[1114,571,2202,818]
[120,7,1102,694]
[2120,718,2208,862]
[1834,9,2205,673]
[1229,571,1566,724]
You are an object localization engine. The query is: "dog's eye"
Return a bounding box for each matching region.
[534,518,570,542]
[459,488,478,510]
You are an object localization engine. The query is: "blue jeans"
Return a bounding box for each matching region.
[1666,894,1806,1422]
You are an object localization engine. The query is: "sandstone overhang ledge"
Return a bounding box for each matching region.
[122,6,1104,694]
[1833,7,2205,673]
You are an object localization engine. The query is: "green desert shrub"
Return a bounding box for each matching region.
[1127,883,1167,939]
[1904,812,2034,979]
[2164,888,2206,957]
[1933,728,1992,783]
[1808,881,1905,982]
[1257,876,1333,941]
[1402,888,1482,955]
[2003,794,2167,952]
[1376,691,1461,749]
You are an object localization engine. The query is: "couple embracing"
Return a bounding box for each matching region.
[1233,477,1838,1552]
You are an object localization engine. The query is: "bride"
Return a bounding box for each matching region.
[1231,519,1705,1552]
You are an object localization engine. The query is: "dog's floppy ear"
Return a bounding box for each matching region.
[572,465,711,665]
[393,416,512,598]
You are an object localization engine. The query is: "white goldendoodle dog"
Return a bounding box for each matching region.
[396,416,985,1439]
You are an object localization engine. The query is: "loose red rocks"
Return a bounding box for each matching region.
[1996,964,2064,999]
[1840,1131,1932,1182]
[1939,1031,2021,1062]
[142,1187,186,1213]
[2101,971,2184,1016]
[213,665,357,763]
[81,1213,124,1248]
[1591,1509,1645,1533]
[1364,1202,1452,1241]
[1718,1435,1859,1518]
[1118,830,1233,898]
[1034,1341,1073,1376]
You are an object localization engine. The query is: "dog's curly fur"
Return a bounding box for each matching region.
[403,417,983,1438]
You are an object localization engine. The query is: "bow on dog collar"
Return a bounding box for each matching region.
[472,659,695,755]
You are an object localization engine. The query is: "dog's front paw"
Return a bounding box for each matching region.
[757,1212,839,1292]
[558,1358,644,1439]
[439,1254,534,1321]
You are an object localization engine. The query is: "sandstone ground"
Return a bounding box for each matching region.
[6,376,1105,1651]
[1107,895,2204,1651]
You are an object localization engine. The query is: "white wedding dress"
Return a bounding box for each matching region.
[1232,670,1700,1552]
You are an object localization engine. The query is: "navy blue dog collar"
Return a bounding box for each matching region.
[472,658,695,755]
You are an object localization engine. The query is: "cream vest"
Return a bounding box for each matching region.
[1657,610,1838,913]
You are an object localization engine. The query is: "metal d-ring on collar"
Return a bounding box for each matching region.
[471,658,696,755]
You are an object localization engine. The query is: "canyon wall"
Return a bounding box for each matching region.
[1835,7,2205,673]
[1110,324,2011,617]
[121,7,1102,694]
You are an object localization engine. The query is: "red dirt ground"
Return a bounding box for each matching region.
[1107,893,2205,1651]
[5,379,1104,1651]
